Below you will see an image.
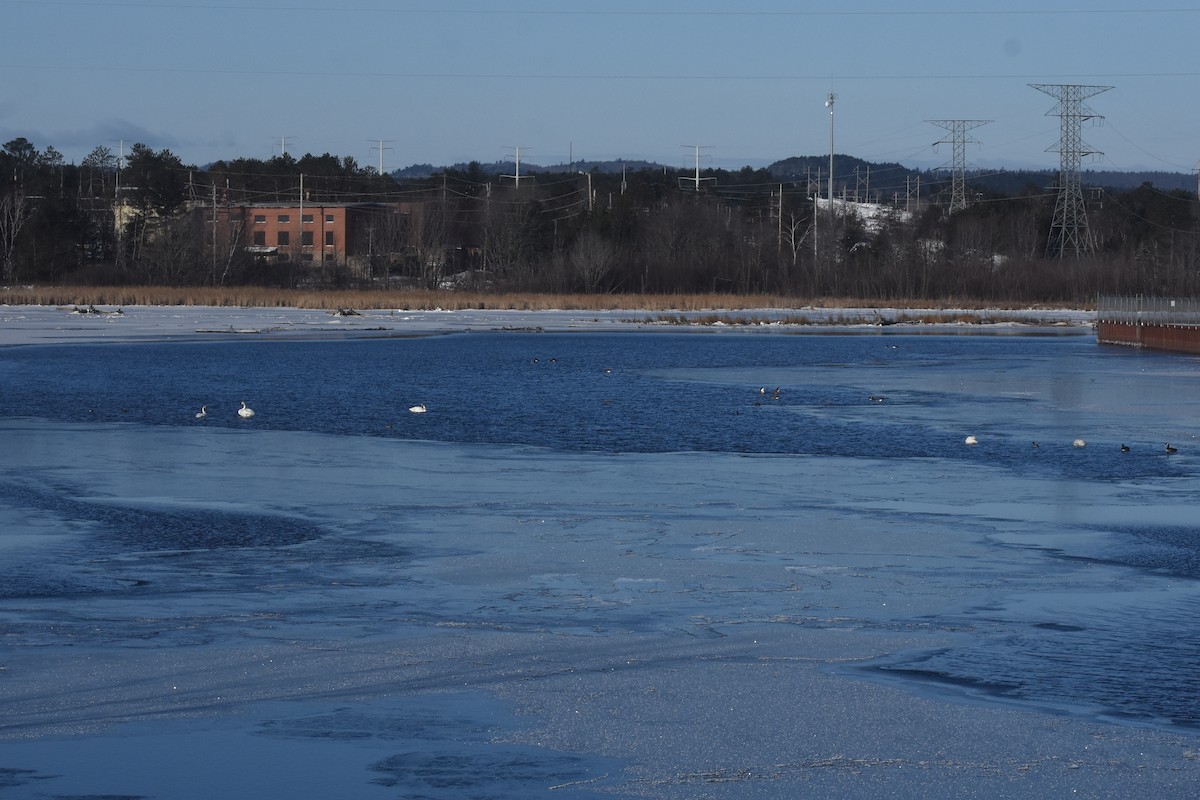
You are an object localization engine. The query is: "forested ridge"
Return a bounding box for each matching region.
[4,136,1199,303]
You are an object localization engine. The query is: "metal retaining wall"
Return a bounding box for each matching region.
[1097,296,1200,354]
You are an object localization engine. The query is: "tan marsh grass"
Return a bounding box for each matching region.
[0,286,1085,314]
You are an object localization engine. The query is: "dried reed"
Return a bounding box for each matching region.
[0,286,1079,313]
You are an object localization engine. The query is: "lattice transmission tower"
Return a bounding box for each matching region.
[1030,83,1112,258]
[927,119,991,213]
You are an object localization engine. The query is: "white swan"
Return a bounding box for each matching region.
[408,404,427,414]
[238,401,255,418]
[1072,438,1086,448]
[964,435,978,445]
[195,405,207,419]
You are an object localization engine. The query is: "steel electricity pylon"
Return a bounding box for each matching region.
[927,119,991,214]
[1030,83,1112,259]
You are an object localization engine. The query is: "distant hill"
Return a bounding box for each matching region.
[769,154,911,183]
[769,155,1196,195]
[392,159,665,179]
[391,157,1197,195]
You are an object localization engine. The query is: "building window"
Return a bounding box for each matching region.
[324,231,335,246]
[301,253,314,262]
[254,215,266,224]
[325,214,335,223]
[252,231,266,246]
[302,214,314,224]
[277,214,290,224]
[324,253,335,262]
[277,231,290,246]
[301,231,313,246]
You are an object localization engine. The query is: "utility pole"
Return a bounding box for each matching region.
[113,139,124,201]
[502,146,527,188]
[904,175,923,214]
[1030,83,1112,258]
[811,167,821,262]
[679,145,715,192]
[370,139,394,176]
[927,119,991,214]
[113,139,125,271]
[777,183,783,254]
[577,170,593,213]
[854,165,871,203]
[211,182,218,283]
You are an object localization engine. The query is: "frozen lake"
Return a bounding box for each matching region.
[2,307,1200,798]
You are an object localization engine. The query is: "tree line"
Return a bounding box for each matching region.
[4,136,1200,303]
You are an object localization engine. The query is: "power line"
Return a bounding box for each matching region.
[5,62,1200,82]
[7,2,1199,16]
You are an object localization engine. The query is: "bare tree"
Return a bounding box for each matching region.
[409,202,450,289]
[140,214,203,284]
[81,145,118,199]
[0,190,32,283]
[569,230,618,293]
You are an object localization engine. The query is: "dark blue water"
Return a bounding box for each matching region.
[5,329,1200,736]
[1,330,1192,481]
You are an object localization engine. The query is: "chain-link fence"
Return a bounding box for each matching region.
[1097,295,1200,326]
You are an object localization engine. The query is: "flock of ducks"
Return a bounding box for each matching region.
[965,434,1179,454]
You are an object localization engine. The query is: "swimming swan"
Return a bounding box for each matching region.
[238,401,255,418]
[964,435,978,445]
[408,404,427,414]
[195,405,207,419]
[1072,438,1086,448]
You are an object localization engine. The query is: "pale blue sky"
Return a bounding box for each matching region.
[2,1,1198,173]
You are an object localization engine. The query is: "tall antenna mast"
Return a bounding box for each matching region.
[370,139,394,175]
[678,145,715,192]
[277,136,295,157]
[927,119,991,213]
[826,93,836,211]
[1029,83,1112,258]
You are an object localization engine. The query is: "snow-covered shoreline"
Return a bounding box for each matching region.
[0,303,1095,347]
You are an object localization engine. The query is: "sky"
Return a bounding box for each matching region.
[2,1,1199,175]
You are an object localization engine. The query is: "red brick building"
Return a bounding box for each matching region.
[242,204,356,264]
[215,202,410,275]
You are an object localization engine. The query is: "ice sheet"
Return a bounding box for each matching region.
[2,419,1199,798]
[3,304,1200,799]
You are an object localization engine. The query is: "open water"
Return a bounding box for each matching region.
[2,327,1200,797]
[4,329,1195,471]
